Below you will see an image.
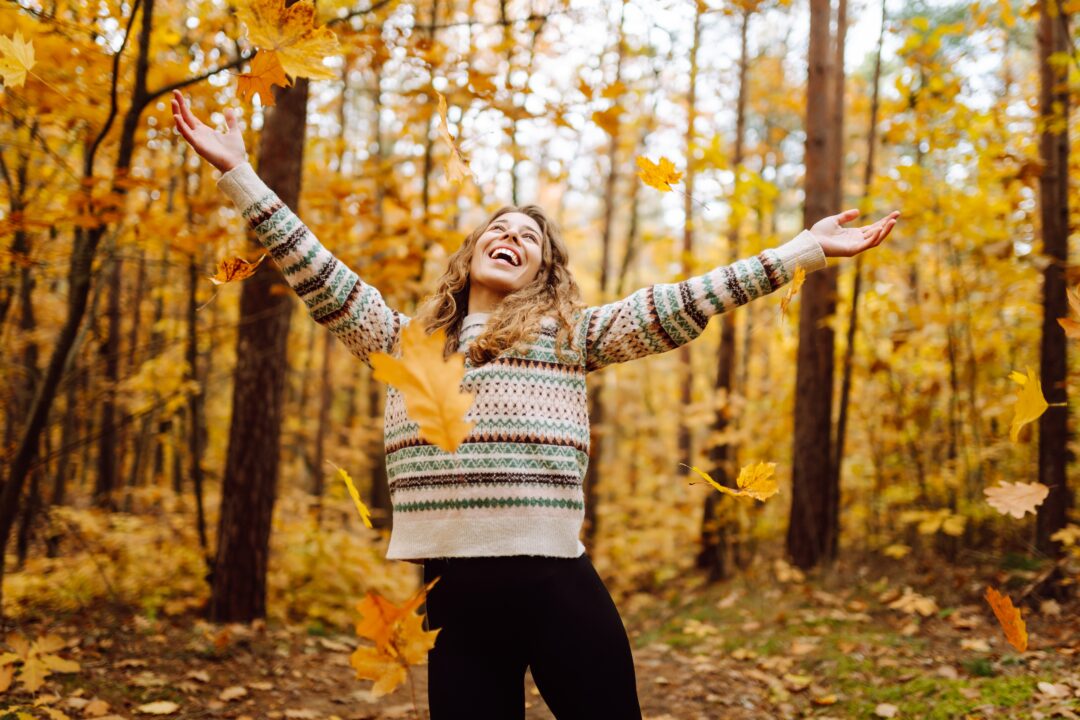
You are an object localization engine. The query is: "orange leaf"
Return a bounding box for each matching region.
[780,266,807,320]
[236,0,339,81]
[209,254,267,284]
[237,50,292,107]
[984,586,1027,652]
[369,321,476,453]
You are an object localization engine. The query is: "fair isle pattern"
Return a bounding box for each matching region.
[217,161,828,560]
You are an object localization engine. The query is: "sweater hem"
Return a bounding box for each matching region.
[385,516,586,560]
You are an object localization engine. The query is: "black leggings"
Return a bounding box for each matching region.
[422,553,642,720]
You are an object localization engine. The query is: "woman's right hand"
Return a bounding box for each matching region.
[171,89,248,174]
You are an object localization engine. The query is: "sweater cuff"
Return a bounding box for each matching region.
[774,229,828,276]
[216,161,270,210]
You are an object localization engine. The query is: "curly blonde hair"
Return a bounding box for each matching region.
[408,205,586,366]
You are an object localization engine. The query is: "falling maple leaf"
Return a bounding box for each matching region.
[209,254,267,284]
[369,321,476,453]
[0,31,35,88]
[350,579,441,698]
[235,0,339,82]
[983,481,1050,519]
[779,266,807,321]
[1056,284,1080,338]
[237,49,292,106]
[434,90,473,186]
[636,155,683,192]
[592,106,624,136]
[984,586,1027,652]
[1008,366,1048,442]
[680,461,779,501]
[327,460,373,528]
[0,632,80,693]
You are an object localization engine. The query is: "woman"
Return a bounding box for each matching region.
[172,89,898,719]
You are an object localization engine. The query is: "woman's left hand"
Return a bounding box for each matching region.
[809,209,900,258]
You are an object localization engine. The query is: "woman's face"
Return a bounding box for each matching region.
[468,211,545,301]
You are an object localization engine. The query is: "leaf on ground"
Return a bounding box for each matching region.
[984,481,1049,519]
[874,703,899,718]
[219,685,247,701]
[136,701,180,715]
[370,322,476,453]
[635,155,682,192]
[681,461,778,501]
[887,587,938,616]
[984,586,1027,652]
[1009,366,1048,442]
[209,254,267,284]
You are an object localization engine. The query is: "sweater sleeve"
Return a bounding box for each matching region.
[582,230,828,372]
[216,161,406,368]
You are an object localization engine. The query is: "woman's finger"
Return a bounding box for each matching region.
[176,91,202,129]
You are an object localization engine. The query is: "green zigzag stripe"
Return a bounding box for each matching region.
[394,497,585,512]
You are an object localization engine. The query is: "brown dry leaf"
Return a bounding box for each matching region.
[874,703,899,718]
[219,685,247,701]
[370,322,476,453]
[984,586,1027,652]
[984,480,1050,519]
[136,701,180,715]
[888,587,938,617]
[209,254,267,285]
[434,90,473,186]
[84,698,111,716]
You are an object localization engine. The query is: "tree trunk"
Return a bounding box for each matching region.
[1036,0,1072,565]
[700,6,751,581]
[787,0,840,570]
[678,0,704,481]
[208,74,309,623]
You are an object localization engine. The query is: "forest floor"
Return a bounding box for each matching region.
[4,557,1080,720]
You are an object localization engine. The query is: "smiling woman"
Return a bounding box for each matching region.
[172,85,897,720]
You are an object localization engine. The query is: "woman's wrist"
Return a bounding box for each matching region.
[218,156,248,174]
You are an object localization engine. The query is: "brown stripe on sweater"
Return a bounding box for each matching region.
[677,281,708,330]
[720,264,749,306]
[248,199,283,231]
[385,431,589,456]
[294,256,339,296]
[269,222,309,261]
[647,285,680,349]
[391,472,581,490]
[317,277,362,324]
[758,251,783,290]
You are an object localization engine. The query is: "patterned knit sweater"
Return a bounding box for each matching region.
[217,161,829,560]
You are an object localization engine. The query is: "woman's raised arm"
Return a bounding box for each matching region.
[581,209,899,373]
[172,90,406,367]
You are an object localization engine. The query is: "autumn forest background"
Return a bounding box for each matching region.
[1,0,1080,717]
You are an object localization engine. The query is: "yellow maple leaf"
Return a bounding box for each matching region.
[0,632,79,693]
[370,321,476,453]
[1009,366,1048,442]
[635,155,683,192]
[984,586,1027,652]
[983,481,1050,519]
[327,461,372,528]
[434,90,473,186]
[0,31,35,88]
[237,49,292,106]
[236,0,339,81]
[780,265,807,321]
[209,253,267,284]
[350,579,440,698]
[680,461,779,501]
[592,105,624,136]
